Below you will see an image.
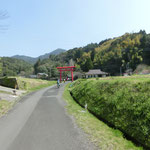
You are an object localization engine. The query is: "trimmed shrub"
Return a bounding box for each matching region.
[0,77,18,89]
[70,78,150,148]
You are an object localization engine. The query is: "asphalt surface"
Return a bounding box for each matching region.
[0,83,97,150]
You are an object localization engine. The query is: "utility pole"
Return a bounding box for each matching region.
[120,67,122,76]
[49,68,51,78]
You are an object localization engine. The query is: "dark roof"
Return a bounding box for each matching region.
[85,69,108,75]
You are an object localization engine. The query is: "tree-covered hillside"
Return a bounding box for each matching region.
[45,30,150,75]
[34,56,68,78]
[1,30,150,77]
[0,58,2,76]
[12,48,66,64]
[12,55,36,64]
[0,57,33,77]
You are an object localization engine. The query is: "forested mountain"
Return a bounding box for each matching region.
[1,30,150,77]
[12,48,66,64]
[0,57,33,76]
[38,48,66,60]
[11,55,36,64]
[34,30,150,76]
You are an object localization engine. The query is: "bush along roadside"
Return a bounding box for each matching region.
[69,78,150,149]
[64,83,142,150]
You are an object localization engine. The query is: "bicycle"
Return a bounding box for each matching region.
[57,83,60,88]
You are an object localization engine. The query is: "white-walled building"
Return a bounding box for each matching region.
[85,69,108,78]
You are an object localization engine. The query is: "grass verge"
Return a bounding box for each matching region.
[27,81,56,92]
[16,77,56,91]
[0,77,56,117]
[0,100,14,117]
[0,90,12,95]
[63,83,143,150]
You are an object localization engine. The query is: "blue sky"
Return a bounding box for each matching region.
[0,0,150,57]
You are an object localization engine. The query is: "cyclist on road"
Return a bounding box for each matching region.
[57,79,60,88]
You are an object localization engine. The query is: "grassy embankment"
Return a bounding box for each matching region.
[16,77,56,91]
[69,75,150,149]
[63,85,142,150]
[63,75,150,150]
[0,77,56,117]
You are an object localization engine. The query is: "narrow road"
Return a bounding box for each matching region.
[0,83,97,150]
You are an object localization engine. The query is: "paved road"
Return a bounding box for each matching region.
[0,83,97,150]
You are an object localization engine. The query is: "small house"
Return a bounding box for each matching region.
[29,75,37,79]
[85,69,108,78]
[37,73,48,79]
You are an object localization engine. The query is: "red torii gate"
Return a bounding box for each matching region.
[56,66,75,82]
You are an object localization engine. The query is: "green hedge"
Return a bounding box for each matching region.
[70,78,150,148]
[0,77,18,89]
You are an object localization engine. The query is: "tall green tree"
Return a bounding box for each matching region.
[81,58,93,72]
[0,57,2,76]
[34,58,41,74]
